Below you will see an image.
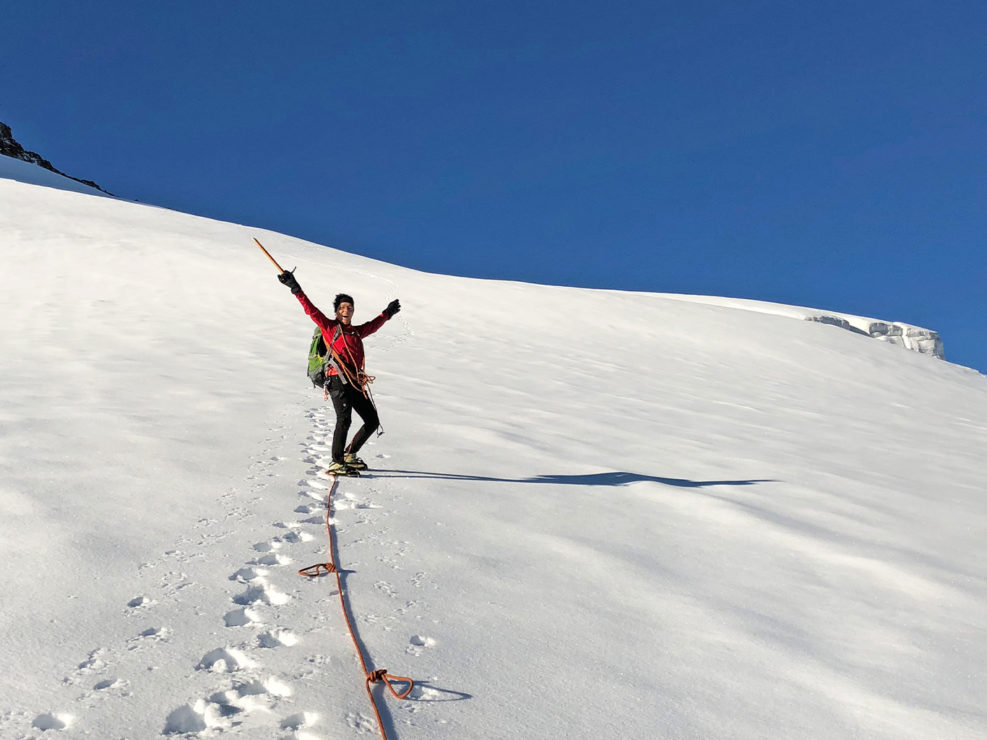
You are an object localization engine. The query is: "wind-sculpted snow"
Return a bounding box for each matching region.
[1,172,985,738]
[658,292,946,359]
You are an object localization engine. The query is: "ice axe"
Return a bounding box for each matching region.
[254,237,287,274]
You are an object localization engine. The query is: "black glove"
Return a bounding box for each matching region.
[278,270,302,295]
[384,299,401,318]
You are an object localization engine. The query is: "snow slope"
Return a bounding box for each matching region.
[0,155,108,197]
[1,170,986,739]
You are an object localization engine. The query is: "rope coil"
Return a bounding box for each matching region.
[299,474,414,738]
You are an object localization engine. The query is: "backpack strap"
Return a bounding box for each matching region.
[324,324,349,385]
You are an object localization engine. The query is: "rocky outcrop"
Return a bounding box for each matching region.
[0,122,110,194]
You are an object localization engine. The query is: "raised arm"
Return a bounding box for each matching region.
[355,299,401,338]
[277,271,336,332]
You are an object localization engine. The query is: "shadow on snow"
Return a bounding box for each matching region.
[367,470,774,488]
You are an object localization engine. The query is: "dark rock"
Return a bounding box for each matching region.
[0,121,112,195]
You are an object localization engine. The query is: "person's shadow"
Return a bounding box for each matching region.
[352,467,771,735]
[366,469,773,488]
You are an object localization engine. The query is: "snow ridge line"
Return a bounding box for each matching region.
[299,472,415,739]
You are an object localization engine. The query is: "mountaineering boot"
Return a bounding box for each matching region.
[326,460,360,477]
[344,453,368,471]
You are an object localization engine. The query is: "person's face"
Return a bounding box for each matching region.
[336,301,354,324]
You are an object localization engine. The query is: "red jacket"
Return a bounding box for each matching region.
[295,292,390,375]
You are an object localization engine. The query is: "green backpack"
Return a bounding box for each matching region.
[307,328,329,388]
[307,325,351,389]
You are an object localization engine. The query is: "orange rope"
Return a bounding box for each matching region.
[298,474,413,738]
[329,343,374,397]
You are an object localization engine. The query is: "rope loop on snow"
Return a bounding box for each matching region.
[300,472,414,739]
[297,562,336,577]
[367,670,414,699]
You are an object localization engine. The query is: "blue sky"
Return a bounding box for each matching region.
[3,1,985,372]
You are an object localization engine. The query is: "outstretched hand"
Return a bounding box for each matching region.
[278,270,302,295]
[384,299,401,318]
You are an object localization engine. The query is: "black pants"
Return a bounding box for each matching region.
[327,374,379,462]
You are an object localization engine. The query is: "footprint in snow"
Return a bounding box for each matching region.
[252,540,283,553]
[126,595,152,610]
[93,677,128,692]
[168,677,296,733]
[163,699,227,735]
[252,552,292,567]
[233,582,290,607]
[257,628,299,648]
[230,566,267,583]
[283,529,314,544]
[406,634,437,656]
[214,675,292,706]
[75,648,108,675]
[197,647,256,673]
[281,711,319,731]
[32,712,73,732]
[127,626,168,650]
[224,607,261,628]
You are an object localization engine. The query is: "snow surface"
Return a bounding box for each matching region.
[654,294,945,359]
[0,155,109,198]
[1,170,986,739]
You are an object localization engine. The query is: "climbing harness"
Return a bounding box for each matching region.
[298,475,413,738]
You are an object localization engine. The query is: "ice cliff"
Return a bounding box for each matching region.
[662,294,945,360]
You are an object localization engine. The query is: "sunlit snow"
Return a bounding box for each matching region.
[1,160,985,738]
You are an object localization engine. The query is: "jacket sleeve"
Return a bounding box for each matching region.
[355,312,390,338]
[294,291,336,333]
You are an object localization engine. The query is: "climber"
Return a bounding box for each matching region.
[278,269,400,476]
